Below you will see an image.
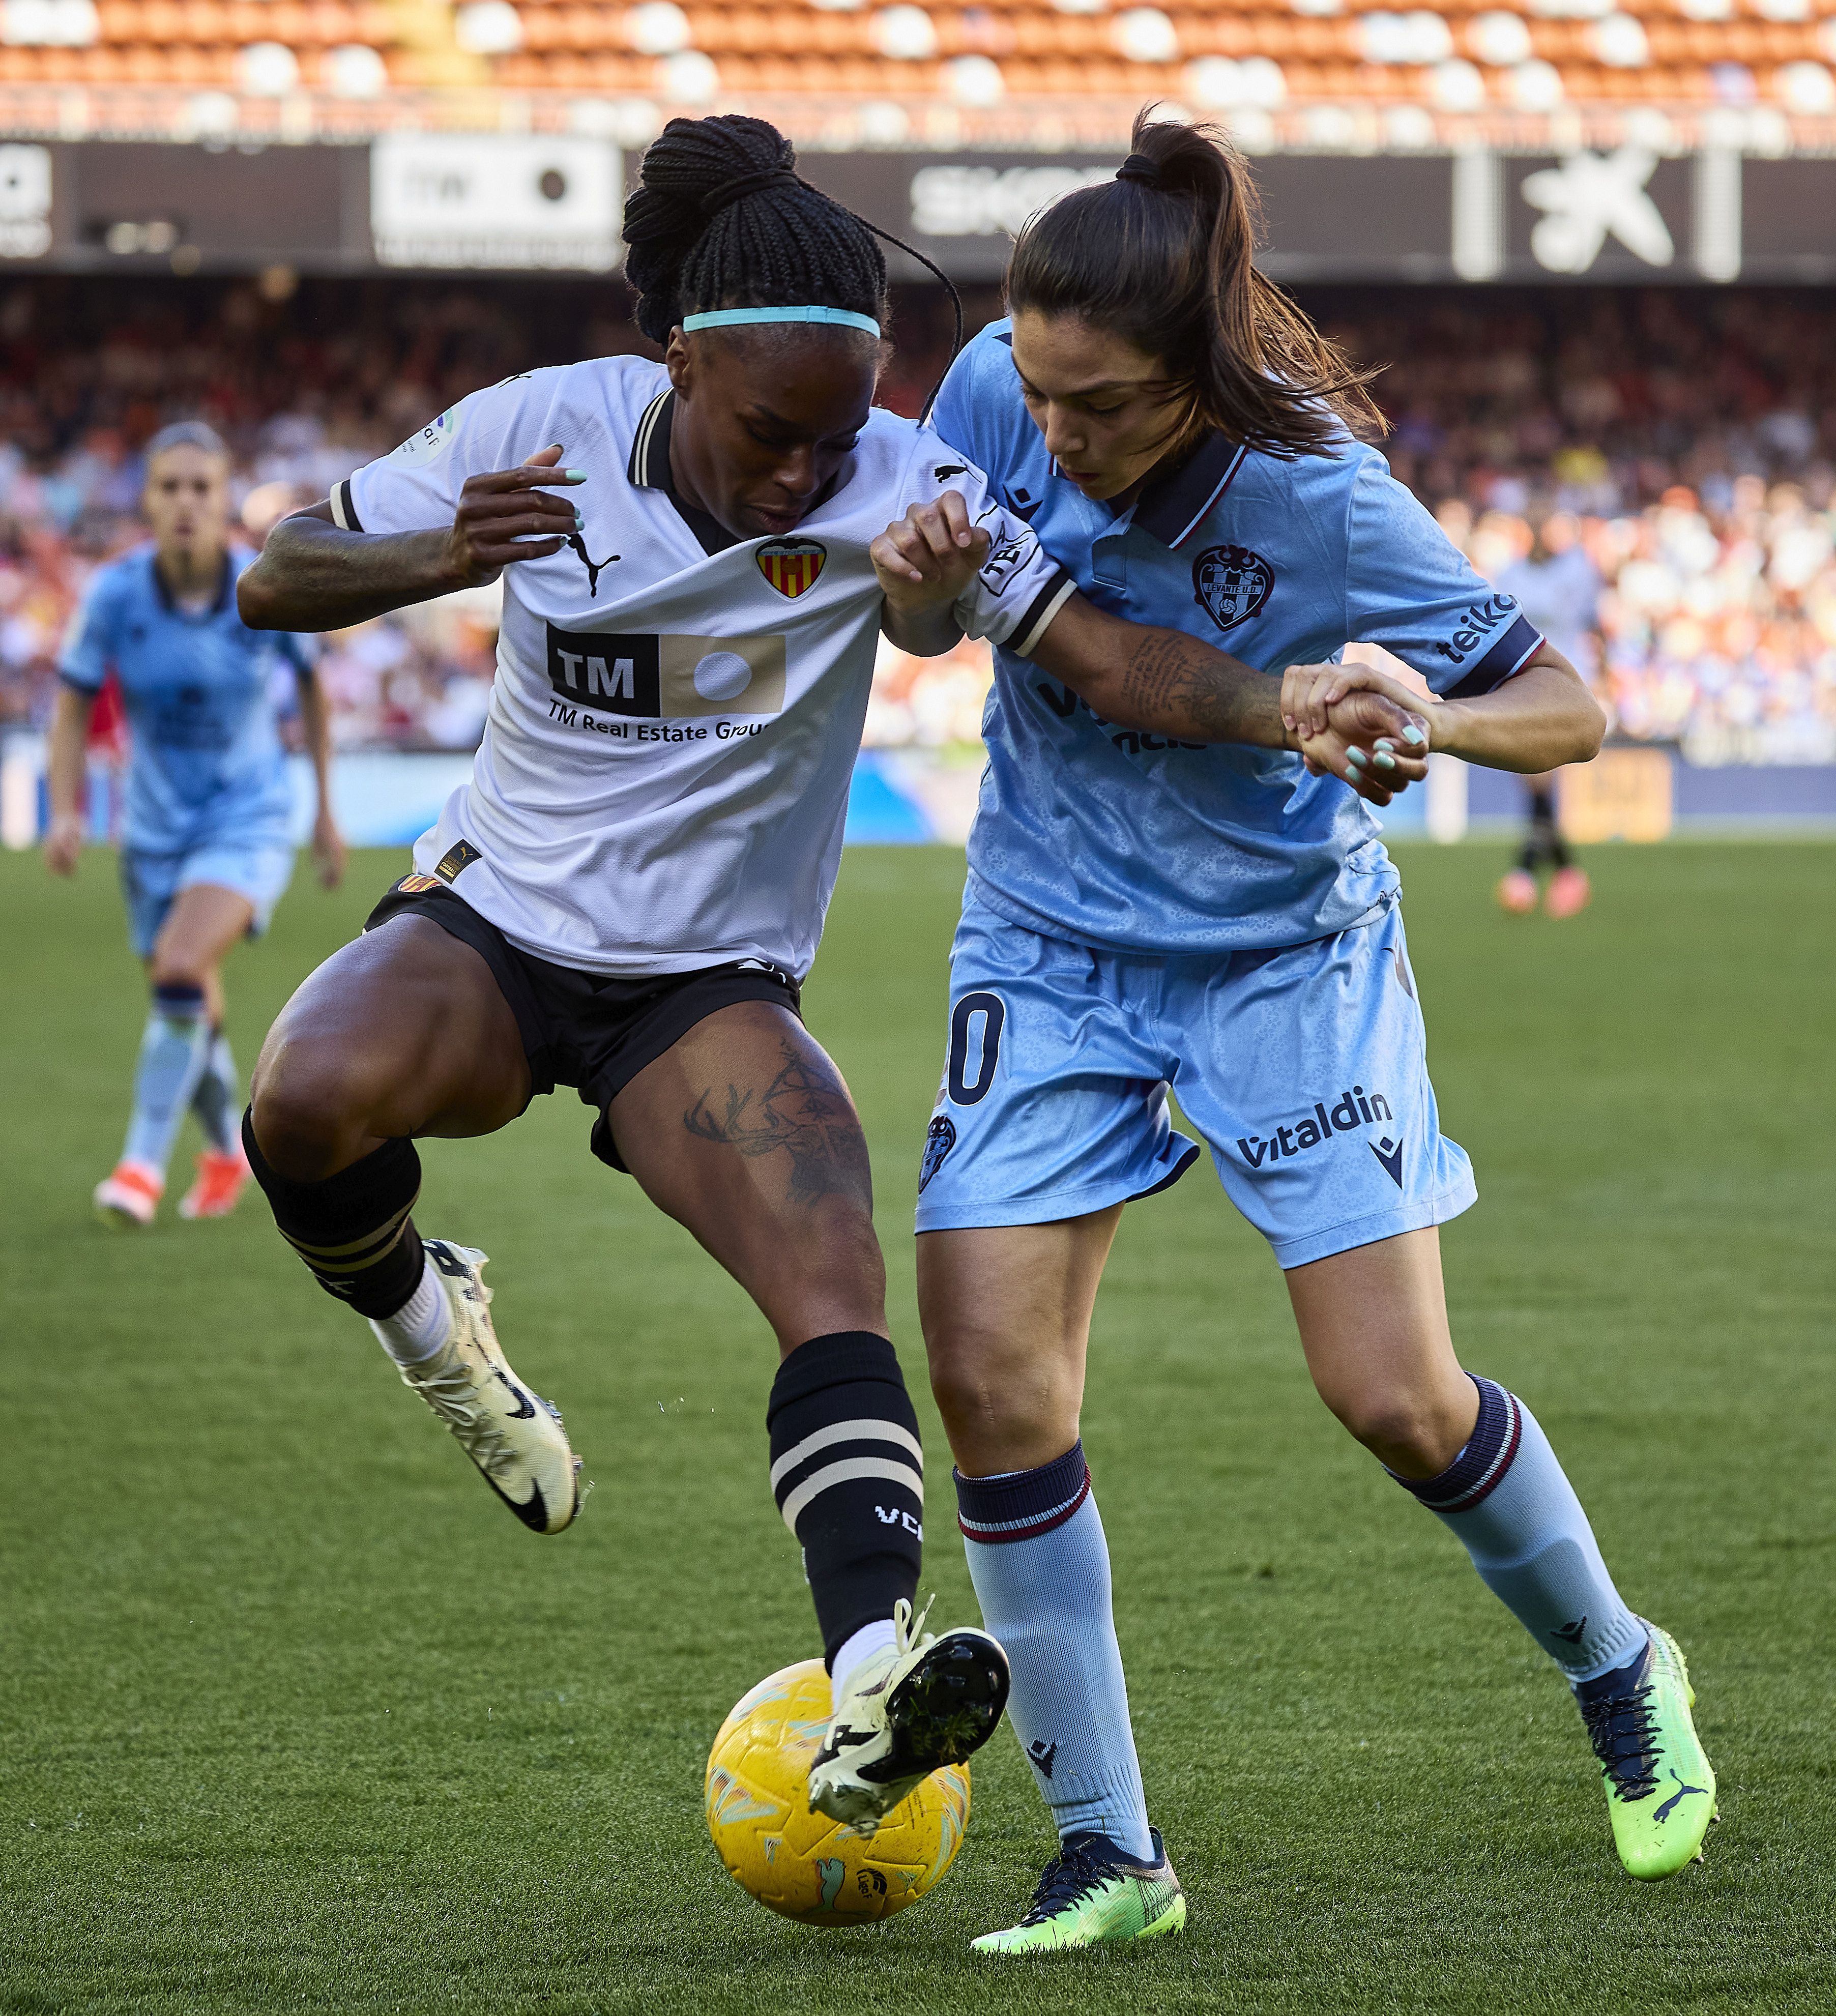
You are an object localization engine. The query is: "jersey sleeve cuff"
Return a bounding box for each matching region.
[1006,570,1076,660]
[57,668,102,695]
[1443,615,1541,698]
[329,478,364,533]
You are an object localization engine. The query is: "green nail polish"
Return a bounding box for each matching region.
[565,469,587,482]
[1403,723,1425,745]
[574,511,584,530]
[1375,751,1395,770]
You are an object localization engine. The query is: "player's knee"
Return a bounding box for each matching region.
[249,1027,389,1180]
[1324,1386,1466,1477]
[925,1324,1051,1445]
[148,945,209,993]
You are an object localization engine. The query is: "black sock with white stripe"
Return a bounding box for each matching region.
[767,1331,923,1670]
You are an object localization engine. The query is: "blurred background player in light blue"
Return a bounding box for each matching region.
[44,420,344,1228]
[1493,512,1605,918]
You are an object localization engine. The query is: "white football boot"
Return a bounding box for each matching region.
[808,1597,1010,1829]
[401,1240,581,1535]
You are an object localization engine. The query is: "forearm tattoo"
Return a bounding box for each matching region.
[683,1038,873,1209]
[1118,628,1282,746]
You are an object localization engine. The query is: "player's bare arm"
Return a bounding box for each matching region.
[42,681,93,876]
[1281,645,1605,775]
[1032,598,1430,804]
[293,669,347,890]
[238,445,586,632]
[872,494,1429,805]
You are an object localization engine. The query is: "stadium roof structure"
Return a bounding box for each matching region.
[3,0,1836,154]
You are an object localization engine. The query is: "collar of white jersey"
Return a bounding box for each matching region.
[627,385,675,490]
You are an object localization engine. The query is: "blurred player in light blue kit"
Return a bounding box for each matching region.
[875,116,1716,1949]
[1494,510,1604,917]
[44,421,344,1227]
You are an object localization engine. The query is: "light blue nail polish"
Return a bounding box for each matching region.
[574,511,585,530]
[1375,751,1395,770]
[1403,723,1426,745]
[565,469,587,482]
[1346,748,1366,767]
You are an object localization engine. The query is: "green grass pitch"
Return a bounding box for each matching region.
[3,840,1833,2014]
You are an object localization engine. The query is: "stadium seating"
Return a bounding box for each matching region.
[3,0,1836,142]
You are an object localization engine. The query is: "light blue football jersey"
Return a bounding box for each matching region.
[59,543,314,856]
[932,322,1544,953]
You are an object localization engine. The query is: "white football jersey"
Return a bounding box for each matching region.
[335,357,1073,976]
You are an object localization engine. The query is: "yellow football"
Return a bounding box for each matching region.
[705,1657,971,1926]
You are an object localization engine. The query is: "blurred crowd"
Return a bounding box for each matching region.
[3,275,1835,766]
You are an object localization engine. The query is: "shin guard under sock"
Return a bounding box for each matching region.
[242,1108,427,1321]
[767,1332,923,1668]
[956,1443,1153,1858]
[1391,1374,1646,1685]
[123,983,212,1177]
[190,1026,242,1154]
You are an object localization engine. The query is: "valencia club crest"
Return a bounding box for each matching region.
[1192,544,1273,632]
[756,539,828,599]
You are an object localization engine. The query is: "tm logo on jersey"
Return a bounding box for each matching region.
[1237,1085,1396,1174]
[756,539,826,598]
[545,624,787,720]
[1192,544,1274,632]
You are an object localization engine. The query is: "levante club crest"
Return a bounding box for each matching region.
[1192,543,1274,631]
[757,539,828,598]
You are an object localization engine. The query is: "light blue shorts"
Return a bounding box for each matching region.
[914,890,1477,1269]
[120,839,295,960]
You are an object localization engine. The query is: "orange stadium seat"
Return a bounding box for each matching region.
[7,0,1836,139]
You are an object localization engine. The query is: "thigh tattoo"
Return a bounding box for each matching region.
[683,1037,872,1208]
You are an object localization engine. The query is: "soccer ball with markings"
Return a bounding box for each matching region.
[705,1657,970,1926]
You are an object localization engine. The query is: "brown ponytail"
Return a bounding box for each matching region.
[1006,110,1384,458]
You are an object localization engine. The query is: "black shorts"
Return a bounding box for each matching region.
[365,878,803,1172]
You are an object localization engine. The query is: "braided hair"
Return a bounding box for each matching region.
[623,114,963,412]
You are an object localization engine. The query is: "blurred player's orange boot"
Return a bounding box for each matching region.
[178,1147,252,1220]
[1545,866,1591,918]
[1496,869,1538,914]
[93,1159,162,1229]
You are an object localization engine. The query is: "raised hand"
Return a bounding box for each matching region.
[443,444,587,588]
[871,490,993,618]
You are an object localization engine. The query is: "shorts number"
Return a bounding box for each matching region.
[947,991,1005,1106]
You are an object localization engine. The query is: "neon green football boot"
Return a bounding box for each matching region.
[1579,1621,1717,1881]
[971,1829,1185,1954]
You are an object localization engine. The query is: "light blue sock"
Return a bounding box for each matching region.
[956,1442,1153,1860]
[189,1025,240,1153]
[122,983,212,1179]
[1392,1375,1648,1685]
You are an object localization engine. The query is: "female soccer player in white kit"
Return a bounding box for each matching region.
[235,114,1418,1824]
[883,116,1717,1946]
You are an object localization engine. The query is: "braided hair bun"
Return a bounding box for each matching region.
[623,115,888,347]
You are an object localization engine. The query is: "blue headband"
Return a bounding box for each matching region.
[681,306,883,338]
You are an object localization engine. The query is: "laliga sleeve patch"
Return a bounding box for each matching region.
[387,408,459,469]
[757,539,827,598]
[976,510,1036,598]
[1192,544,1274,632]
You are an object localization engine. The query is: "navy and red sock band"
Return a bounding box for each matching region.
[955,1440,1092,1545]
[1389,1374,1523,1513]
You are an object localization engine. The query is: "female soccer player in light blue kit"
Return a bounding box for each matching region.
[880,118,1717,1948]
[47,422,344,1226]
